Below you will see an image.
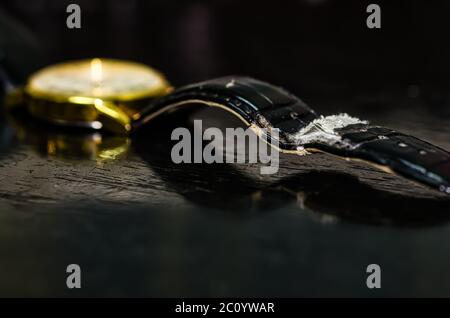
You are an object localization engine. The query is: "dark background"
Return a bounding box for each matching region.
[4,0,450,101]
[1,0,450,297]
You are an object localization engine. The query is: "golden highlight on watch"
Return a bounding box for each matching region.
[23,58,173,134]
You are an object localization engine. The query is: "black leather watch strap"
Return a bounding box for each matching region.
[135,76,450,194]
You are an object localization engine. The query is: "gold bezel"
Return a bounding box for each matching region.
[23,58,173,134]
[25,58,172,103]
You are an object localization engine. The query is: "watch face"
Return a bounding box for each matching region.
[25,58,171,102]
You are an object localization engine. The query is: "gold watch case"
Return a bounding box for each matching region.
[23,58,173,134]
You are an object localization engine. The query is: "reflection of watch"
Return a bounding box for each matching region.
[21,58,172,134]
[7,110,130,161]
[135,76,450,194]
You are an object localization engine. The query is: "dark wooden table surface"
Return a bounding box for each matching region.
[1,0,450,297]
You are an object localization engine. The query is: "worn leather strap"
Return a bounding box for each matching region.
[135,76,450,194]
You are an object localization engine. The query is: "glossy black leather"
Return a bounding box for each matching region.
[136,76,450,194]
[137,76,318,145]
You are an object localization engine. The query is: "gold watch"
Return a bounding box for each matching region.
[22,58,172,134]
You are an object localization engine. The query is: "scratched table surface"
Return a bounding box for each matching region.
[1,1,450,297]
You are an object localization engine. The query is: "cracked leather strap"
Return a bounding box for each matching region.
[134,76,450,194]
